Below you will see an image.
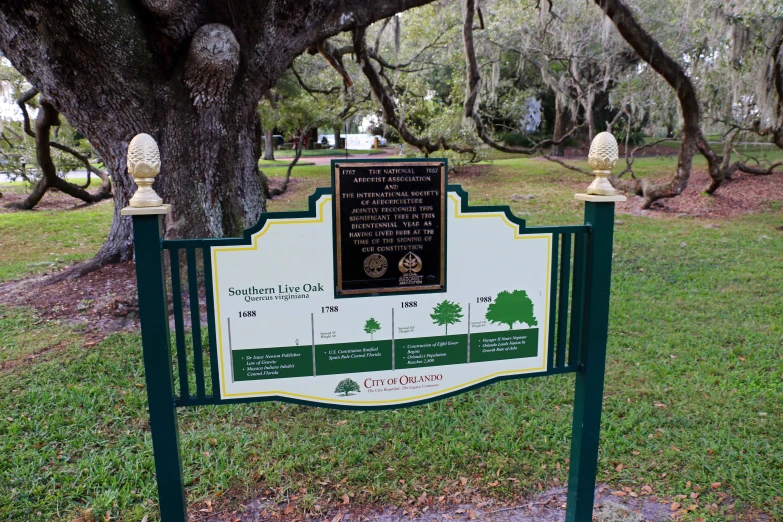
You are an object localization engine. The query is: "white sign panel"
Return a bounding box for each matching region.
[211,187,551,407]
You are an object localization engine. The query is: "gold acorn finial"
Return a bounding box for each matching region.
[127,133,163,207]
[586,132,619,196]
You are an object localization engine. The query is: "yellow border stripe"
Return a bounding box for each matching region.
[448,194,547,240]
[217,364,547,404]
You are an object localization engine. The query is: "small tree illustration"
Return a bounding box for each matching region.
[485,290,538,329]
[334,378,361,396]
[364,317,381,340]
[430,300,464,335]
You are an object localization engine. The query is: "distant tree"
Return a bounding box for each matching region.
[5,90,112,211]
[430,300,463,335]
[334,378,361,396]
[485,290,538,330]
[364,318,381,340]
[259,89,338,198]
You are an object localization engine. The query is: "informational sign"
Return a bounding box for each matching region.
[334,161,445,295]
[210,160,552,407]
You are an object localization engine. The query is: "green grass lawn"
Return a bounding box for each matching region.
[1,156,782,521]
[0,182,113,283]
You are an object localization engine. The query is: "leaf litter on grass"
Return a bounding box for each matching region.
[202,485,668,521]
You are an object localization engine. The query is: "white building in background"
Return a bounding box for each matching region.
[520,97,542,132]
[317,134,378,149]
[0,57,30,121]
[345,134,377,149]
[0,82,23,121]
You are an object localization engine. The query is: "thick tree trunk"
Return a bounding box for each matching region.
[44,142,137,283]
[160,109,266,239]
[583,97,596,143]
[0,0,437,279]
[157,62,266,239]
[263,128,276,161]
[334,126,342,149]
[552,97,570,157]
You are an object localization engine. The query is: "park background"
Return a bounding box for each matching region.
[1,0,783,520]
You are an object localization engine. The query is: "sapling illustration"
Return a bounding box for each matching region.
[334,378,361,396]
[364,317,381,340]
[485,290,538,329]
[430,300,463,335]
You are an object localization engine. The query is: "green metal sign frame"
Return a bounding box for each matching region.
[128,164,618,522]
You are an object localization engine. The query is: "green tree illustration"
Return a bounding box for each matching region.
[430,300,464,335]
[485,290,538,329]
[334,378,361,396]
[364,318,381,340]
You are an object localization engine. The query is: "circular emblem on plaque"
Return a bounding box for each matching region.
[398,252,423,273]
[363,254,388,278]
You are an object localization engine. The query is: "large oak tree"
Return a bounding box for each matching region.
[0,0,435,273]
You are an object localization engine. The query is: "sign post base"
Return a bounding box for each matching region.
[565,197,622,521]
[124,204,187,522]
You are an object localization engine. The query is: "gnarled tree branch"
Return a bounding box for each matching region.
[7,93,111,210]
[352,25,475,158]
[593,0,723,208]
[462,0,578,156]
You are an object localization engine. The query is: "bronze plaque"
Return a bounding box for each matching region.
[334,161,446,296]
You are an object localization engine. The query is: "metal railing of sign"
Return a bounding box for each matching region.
[120,131,626,522]
[161,209,590,409]
[159,225,590,408]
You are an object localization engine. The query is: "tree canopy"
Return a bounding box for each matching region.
[334,378,361,396]
[430,300,464,335]
[485,290,537,330]
[364,318,382,340]
[2,0,782,277]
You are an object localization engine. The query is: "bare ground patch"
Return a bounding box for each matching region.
[616,169,783,218]
[195,482,774,522]
[197,485,674,522]
[451,165,491,179]
[0,261,143,336]
[0,188,112,213]
[265,176,307,194]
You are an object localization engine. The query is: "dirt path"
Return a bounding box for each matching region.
[291,149,392,166]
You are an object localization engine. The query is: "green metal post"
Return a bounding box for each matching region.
[565,201,616,522]
[131,213,187,522]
